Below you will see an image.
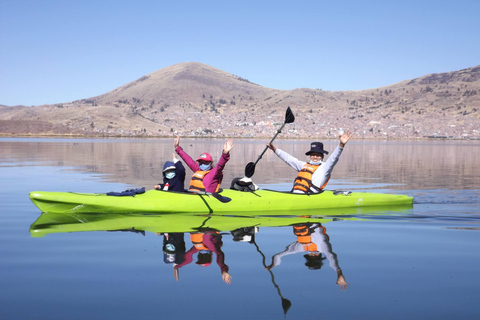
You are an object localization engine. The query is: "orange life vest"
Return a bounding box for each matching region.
[293,225,318,252]
[189,170,221,192]
[293,163,330,193]
[190,233,208,251]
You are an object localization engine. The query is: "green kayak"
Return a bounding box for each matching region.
[29,188,413,214]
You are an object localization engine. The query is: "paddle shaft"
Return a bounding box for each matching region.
[253,122,288,166]
[253,240,291,314]
[244,107,294,178]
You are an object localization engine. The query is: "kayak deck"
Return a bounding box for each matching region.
[29,189,413,214]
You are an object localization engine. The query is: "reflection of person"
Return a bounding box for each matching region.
[174,136,233,193]
[267,131,353,193]
[154,153,186,192]
[266,223,349,291]
[173,232,232,284]
[162,233,186,265]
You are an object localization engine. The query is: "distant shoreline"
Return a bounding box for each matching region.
[1,133,478,141]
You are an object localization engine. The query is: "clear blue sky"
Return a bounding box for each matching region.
[1,0,479,106]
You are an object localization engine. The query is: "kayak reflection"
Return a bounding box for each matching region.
[29,204,411,237]
[30,210,396,315]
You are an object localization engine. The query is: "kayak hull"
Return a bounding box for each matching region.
[29,189,413,214]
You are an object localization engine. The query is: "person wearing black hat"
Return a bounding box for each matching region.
[265,223,349,291]
[267,130,353,193]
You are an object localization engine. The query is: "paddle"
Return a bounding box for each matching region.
[245,107,295,178]
[187,190,232,203]
[252,239,292,315]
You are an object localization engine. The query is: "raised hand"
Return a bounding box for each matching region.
[223,139,234,154]
[174,267,179,281]
[336,275,349,291]
[339,130,353,147]
[222,271,232,284]
[266,142,277,152]
[174,135,180,148]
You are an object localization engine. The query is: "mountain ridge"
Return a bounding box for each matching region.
[1,62,479,139]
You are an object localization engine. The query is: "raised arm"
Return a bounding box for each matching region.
[174,136,199,172]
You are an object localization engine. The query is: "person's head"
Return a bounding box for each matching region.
[196,152,213,171]
[305,142,329,163]
[304,253,326,270]
[163,243,186,265]
[196,251,213,267]
[162,161,176,180]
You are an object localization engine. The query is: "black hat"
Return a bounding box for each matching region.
[304,254,326,270]
[305,142,329,155]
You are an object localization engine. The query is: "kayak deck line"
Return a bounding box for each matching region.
[29,188,413,215]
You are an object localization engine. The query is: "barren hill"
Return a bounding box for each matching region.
[1,62,479,139]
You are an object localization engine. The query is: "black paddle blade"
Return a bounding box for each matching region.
[285,107,295,124]
[245,162,255,178]
[211,192,231,203]
[282,298,292,315]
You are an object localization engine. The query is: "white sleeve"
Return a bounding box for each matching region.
[271,242,304,267]
[311,228,341,272]
[275,149,306,172]
[311,145,343,189]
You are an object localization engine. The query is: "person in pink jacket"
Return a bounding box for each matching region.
[173,231,232,284]
[174,136,234,193]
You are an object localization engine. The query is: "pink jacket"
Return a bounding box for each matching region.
[174,232,229,274]
[175,146,230,193]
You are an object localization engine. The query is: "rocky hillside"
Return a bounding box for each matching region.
[1,62,479,139]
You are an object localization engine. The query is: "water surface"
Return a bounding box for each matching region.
[1,137,479,320]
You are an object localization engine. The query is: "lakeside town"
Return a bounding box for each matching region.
[1,63,479,140]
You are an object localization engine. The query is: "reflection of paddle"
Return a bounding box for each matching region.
[252,239,292,315]
[245,107,295,178]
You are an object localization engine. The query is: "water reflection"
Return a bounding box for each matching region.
[229,226,294,314]
[2,138,479,190]
[31,212,350,315]
[30,212,342,237]
[30,204,412,236]
[266,223,349,291]
[162,233,186,265]
[174,231,232,284]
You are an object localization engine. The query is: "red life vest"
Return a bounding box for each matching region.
[293,163,330,193]
[189,170,221,192]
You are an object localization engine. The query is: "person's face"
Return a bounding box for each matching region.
[164,169,175,175]
[309,152,323,162]
[197,160,212,166]
[164,169,176,179]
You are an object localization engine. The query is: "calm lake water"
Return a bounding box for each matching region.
[1,137,479,320]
